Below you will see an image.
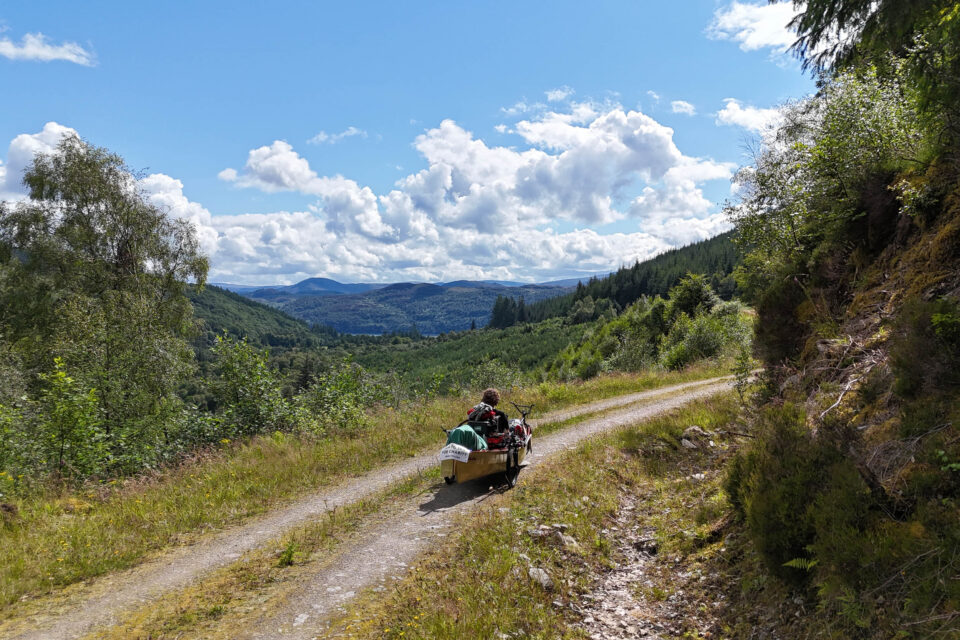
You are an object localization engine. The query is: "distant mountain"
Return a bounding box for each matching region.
[218,276,604,298]
[249,277,385,304]
[268,281,573,335]
[438,280,524,288]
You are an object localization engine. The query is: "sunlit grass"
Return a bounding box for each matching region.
[0,363,728,610]
[82,473,434,640]
[326,393,741,639]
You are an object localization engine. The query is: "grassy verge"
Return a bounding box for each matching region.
[77,471,437,640]
[0,362,726,611]
[61,382,718,640]
[326,393,745,639]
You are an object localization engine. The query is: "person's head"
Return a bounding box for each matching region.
[481,388,500,406]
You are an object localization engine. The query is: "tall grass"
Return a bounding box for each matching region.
[0,364,726,610]
[327,394,741,639]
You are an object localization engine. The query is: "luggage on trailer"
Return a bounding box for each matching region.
[440,403,535,488]
[445,424,488,451]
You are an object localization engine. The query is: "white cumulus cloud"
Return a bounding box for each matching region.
[716,98,784,134]
[671,100,696,115]
[545,86,574,102]
[214,102,735,281]
[307,126,368,145]
[220,140,394,240]
[1,105,737,285]
[140,173,221,257]
[708,1,798,53]
[0,121,77,199]
[0,32,95,65]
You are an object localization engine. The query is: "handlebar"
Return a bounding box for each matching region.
[510,402,535,418]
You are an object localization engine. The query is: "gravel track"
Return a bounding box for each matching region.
[6,376,731,640]
[242,378,734,639]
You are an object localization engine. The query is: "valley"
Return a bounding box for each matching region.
[3,1,960,637]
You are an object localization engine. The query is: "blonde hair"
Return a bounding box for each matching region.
[481,388,500,406]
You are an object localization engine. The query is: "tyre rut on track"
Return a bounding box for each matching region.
[241,379,735,639]
[5,376,732,640]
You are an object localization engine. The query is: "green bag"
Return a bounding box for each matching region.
[445,424,488,451]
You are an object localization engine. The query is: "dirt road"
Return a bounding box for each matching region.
[7,376,732,640]
[240,378,735,639]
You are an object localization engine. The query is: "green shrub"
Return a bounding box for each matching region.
[726,403,842,582]
[666,273,720,321]
[660,307,751,370]
[296,361,378,436]
[891,298,960,398]
[0,404,21,484]
[607,332,656,372]
[575,354,603,380]
[36,358,107,479]
[751,275,807,366]
[211,335,297,435]
[467,358,525,392]
[807,462,876,588]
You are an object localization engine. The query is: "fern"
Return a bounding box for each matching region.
[783,556,819,571]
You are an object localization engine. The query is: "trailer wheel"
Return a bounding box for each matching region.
[504,449,520,489]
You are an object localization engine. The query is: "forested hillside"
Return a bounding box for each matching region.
[507,231,739,327]
[545,273,752,380]
[188,285,336,351]
[350,319,588,386]
[719,2,960,636]
[269,281,571,335]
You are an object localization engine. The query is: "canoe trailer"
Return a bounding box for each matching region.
[439,403,533,488]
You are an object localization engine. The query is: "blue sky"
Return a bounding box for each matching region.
[0,1,811,284]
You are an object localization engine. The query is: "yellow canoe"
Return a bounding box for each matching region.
[440,440,529,485]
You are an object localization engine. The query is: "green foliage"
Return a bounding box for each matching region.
[467,359,524,393]
[661,313,730,370]
[937,449,960,472]
[0,405,21,491]
[549,279,752,380]
[564,295,616,325]
[297,360,379,436]
[210,335,297,435]
[726,6,960,634]
[489,294,530,329]
[728,66,930,371]
[730,68,923,297]
[665,273,720,321]
[752,275,809,365]
[733,343,753,403]
[0,358,110,482]
[729,399,960,634]
[0,136,211,478]
[189,285,332,352]
[350,318,587,387]
[525,231,740,323]
[36,358,106,478]
[725,403,842,582]
[783,557,819,571]
[890,298,960,397]
[276,540,298,568]
[791,0,960,144]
